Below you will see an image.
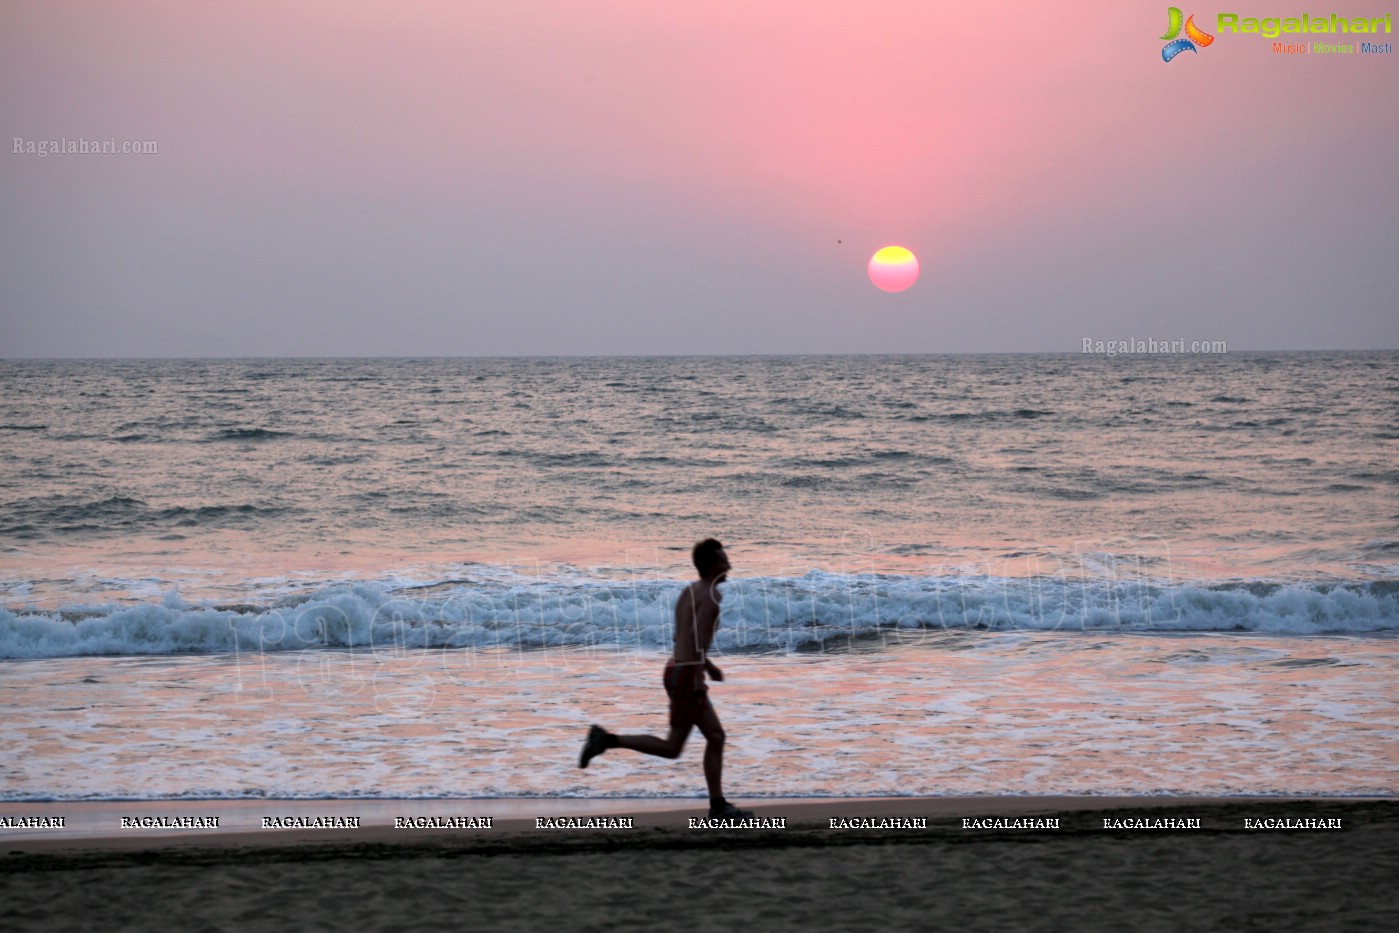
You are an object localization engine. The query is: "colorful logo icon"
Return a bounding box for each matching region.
[1161,7,1215,60]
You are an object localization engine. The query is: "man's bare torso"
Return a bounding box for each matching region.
[673,579,721,666]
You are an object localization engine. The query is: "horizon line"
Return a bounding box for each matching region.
[4,348,1397,363]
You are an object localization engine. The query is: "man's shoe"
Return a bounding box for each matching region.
[579,724,610,769]
[707,800,754,819]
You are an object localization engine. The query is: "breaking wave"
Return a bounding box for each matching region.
[2,573,1395,659]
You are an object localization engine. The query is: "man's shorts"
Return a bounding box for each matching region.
[663,659,712,731]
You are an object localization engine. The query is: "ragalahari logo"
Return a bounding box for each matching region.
[1161,7,1215,60]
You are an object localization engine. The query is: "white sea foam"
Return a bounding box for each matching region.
[2,574,1394,659]
[4,632,1396,801]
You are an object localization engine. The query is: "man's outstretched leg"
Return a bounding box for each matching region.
[579,723,688,768]
[581,658,697,769]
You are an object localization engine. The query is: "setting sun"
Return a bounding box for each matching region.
[868,245,919,292]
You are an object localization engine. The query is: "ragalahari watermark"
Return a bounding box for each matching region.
[1082,338,1227,357]
[13,137,159,157]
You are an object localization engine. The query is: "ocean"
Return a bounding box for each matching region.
[1,353,1396,800]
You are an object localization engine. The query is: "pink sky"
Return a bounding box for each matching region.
[2,1,1396,355]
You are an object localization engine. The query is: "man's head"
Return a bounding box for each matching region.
[692,538,730,581]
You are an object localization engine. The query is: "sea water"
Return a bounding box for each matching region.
[1,354,1396,799]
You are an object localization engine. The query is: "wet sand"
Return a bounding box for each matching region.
[3,797,1396,931]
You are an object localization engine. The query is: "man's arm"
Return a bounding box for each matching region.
[698,589,723,681]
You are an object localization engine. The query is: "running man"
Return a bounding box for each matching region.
[578,538,751,819]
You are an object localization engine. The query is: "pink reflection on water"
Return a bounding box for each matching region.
[3,633,1394,800]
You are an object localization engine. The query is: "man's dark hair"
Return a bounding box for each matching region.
[692,538,726,576]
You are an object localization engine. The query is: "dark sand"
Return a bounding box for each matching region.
[3,798,1397,932]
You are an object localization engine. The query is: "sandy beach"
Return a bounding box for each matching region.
[4,797,1396,932]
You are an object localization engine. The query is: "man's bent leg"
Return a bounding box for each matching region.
[696,704,750,818]
[695,703,725,803]
[614,724,690,759]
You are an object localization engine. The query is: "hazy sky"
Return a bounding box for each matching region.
[3,1,1396,357]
